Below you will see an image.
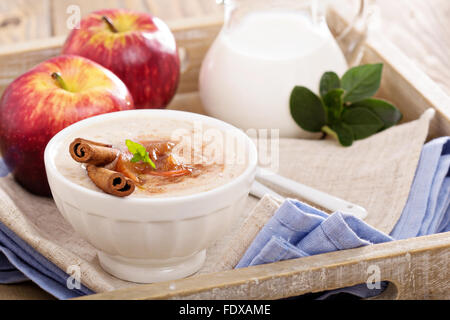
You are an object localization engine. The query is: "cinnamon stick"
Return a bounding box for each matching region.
[86,165,135,197]
[70,138,118,166]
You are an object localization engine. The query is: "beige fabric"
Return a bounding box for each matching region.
[271,110,433,233]
[0,110,433,294]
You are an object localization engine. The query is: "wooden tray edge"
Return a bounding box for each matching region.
[78,231,450,300]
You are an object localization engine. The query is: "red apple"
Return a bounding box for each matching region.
[0,55,134,196]
[62,9,180,109]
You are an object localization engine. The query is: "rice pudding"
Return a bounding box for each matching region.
[56,116,248,197]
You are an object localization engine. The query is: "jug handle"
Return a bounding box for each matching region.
[334,0,372,66]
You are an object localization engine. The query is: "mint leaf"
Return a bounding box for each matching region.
[342,107,384,140]
[126,139,140,155]
[324,123,354,147]
[290,86,326,132]
[290,63,400,147]
[143,153,154,166]
[125,139,156,169]
[130,154,141,163]
[320,72,341,98]
[350,98,402,129]
[323,88,344,125]
[341,64,383,103]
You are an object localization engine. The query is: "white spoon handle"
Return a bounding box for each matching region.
[256,168,368,220]
[250,181,284,202]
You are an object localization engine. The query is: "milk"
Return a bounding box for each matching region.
[199,11,348,138]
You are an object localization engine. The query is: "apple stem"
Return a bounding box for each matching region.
[102,16,118,33]
[51,72,69,91]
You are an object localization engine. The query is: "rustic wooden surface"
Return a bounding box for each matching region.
[80,232,450,300]
[0,0,449,96]
[0,0,449,300]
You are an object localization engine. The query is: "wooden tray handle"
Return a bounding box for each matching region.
[79,232,449,300]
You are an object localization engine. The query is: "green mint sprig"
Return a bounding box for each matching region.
[290,63,402,147]
[125,139,156,169]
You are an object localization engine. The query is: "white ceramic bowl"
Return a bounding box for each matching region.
[44,110,257,283]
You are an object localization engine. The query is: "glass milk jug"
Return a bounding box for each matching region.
[199,0,369,138]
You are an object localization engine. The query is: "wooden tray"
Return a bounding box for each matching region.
[0,12,449,300]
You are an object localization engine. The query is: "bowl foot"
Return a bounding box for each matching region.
[97,250,206,284]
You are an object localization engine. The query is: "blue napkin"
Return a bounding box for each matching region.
[0,159,93,299]
[391,137,450,238]
[236,137,450,299]
[0,221,94,299]
[236,201,393,268]
[0,250,27,284]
